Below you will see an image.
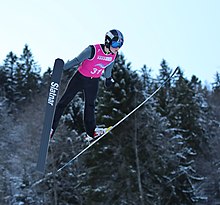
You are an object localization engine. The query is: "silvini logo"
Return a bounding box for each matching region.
[97,56,112,61]
[48,82,59,106]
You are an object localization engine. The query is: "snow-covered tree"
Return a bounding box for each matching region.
[0,45,41,109]
[15,44,41,103]
[0,51,18,103]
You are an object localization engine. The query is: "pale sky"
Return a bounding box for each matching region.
[0,0,219,84]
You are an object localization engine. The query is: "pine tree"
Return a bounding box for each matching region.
[97,54,138,127]
[211,72,220,120]
[0,51,18,103]
[0,45,41,108]
[212,71,220,92]
[163,70,207,204]
[0,65,7,97]
[199,71,220,203]
[156,59,174,117]
[15,44,41,103]
[130,86,174,204]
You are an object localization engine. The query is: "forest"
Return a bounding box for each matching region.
[0,44,220,205]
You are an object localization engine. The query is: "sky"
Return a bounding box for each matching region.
[0,0,220,85]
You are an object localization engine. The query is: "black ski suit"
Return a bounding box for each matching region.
[51,44,116,137]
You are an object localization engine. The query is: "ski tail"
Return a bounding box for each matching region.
[36,58,64,173]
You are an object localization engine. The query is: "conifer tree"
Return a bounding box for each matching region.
[16,44,41,102]
[1,45,41,107]
[1,51,18,103]
[211,72,220,120]
[212,72,220,92]
[163,70,206,203]
[97,54,138,127]
[156,59,174,117]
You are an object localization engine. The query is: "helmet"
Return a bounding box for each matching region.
[105,29,124,48]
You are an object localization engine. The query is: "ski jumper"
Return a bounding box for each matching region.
[52,44,116,137]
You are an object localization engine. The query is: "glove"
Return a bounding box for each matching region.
[105,77,114,88]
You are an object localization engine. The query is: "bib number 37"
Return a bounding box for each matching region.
[90,67,104,75]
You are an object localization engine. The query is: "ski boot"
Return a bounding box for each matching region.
[83,127,110,144]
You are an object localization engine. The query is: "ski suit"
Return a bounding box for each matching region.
[51,44,117,137]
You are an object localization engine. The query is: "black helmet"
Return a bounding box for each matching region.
[105,29,124,48]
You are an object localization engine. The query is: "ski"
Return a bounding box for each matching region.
[56,67,179,173]
[36,58,64,173]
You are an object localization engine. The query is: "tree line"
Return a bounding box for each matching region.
[0,45,220,204]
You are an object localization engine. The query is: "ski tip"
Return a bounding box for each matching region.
[175,66,180,73]
[55,58,64,65]
[170,66,180,78]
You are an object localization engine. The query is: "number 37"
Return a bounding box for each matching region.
[90,68,103,75]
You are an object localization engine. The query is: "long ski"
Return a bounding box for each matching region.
[36,58,64,173]
[56,66,179,173]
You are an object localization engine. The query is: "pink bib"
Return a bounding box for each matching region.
[78,44,116,78]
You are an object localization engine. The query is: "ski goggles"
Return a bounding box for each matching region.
[111,40,123,48]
